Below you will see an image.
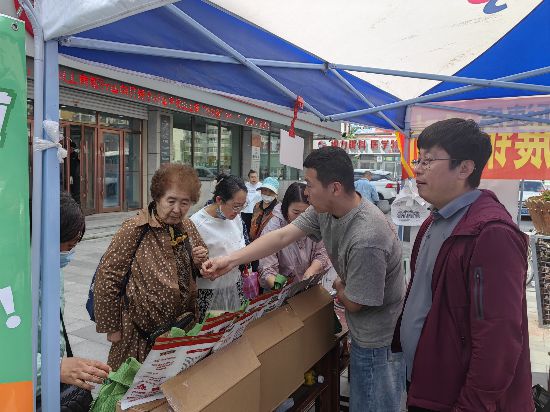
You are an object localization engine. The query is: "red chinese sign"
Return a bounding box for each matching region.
[484,132,550,179]
[56,69,270,129]
[404,133,550,179]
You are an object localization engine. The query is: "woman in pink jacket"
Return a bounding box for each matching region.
[258,182,332,289]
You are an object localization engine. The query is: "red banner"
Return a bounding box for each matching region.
[484,132,550,179]
[403,133,549,180]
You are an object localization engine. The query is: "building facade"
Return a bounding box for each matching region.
[24,58,340,214]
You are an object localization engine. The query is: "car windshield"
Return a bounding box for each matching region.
[523,181,544,192]
[370,173,391,181]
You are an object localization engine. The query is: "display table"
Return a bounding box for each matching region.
[289,328,349,412]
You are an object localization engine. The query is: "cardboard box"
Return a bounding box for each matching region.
[116,399,170,412]
[244,305,304,412]
[161,337,261,412]
[288,285,336,371]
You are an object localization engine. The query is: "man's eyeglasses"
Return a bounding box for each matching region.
[411,158,462,170]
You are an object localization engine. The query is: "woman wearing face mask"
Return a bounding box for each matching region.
[190,174,248,321]
[36,192,111,409]
[249,176,279,241]
[258,182,332,289]
[93,164,208,369]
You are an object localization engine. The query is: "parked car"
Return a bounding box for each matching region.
[519,180,545,217]
[195,166,216,180]
[353,169,398,202]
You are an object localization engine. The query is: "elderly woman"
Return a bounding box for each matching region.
[258,182,332,289]
[94,164,208,369]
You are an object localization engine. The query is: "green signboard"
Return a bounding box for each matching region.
[0,14,32,412]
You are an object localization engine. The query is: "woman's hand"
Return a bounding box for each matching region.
[303,259,323,279]
[107,331,121,343]
[60,357,111,391]
[201,256,233,279]
[192,246,208,265]
[266,275,276,289]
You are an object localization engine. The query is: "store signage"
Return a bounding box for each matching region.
[315,138,400,155]
[27,61,270,130]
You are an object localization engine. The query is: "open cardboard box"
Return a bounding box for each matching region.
[116,399,170,412]
[117,285,335,412]
[288,285,335,371]
[243,304,304,412]
[161,337,261,412]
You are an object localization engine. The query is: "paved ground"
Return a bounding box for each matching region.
[63,211,547,405]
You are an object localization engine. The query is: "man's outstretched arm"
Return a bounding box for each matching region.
[202,223,306,279]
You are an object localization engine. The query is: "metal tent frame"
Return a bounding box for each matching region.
[19,0,549,410]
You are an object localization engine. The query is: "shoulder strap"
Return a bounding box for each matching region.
[60,310,73,358]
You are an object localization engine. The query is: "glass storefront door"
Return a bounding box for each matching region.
[99,130,123,212]
[124,132,141,210]
[82,126,96,213]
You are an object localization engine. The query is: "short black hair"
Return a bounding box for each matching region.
[303,146,355,193]
[60,191,85,243]
[281,182,308,221]
[248,169,257,177]
[213,174,247,202]
[417,118,492,188]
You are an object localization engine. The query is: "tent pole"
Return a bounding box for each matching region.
[40,39,61,412]
[480,108,550,127]
[327,66,550,121]
[61,37,240,64]
[415,102,550,125]
[164,4,327,120]
[329,68,403,134]
[61,37,327,70]
[332,64,550,94]
[20,1,43,408]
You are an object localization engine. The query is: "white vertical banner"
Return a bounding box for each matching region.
[251,132,261,172]
[279,129,304,170]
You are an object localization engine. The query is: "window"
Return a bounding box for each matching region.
[194,117,219,177]
[172,113,192,165]
[259,130,270,179]
[220,122,241,175]
[255,128,302,181]
[99,113,141,131]
[60,106,96,124]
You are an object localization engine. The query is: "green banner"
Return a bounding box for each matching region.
[0,14,32,411]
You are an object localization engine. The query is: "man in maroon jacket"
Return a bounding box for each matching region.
[393,118,533,411]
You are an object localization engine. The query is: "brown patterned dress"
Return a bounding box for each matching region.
[93,204,208,369]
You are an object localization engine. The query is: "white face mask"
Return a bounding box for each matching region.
[262,195,275,204]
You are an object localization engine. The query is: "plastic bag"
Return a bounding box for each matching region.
[390,179,430,226]
[242,271,260,299]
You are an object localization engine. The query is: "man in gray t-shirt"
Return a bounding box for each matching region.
[293,200,404,348]
[203,147,406,412]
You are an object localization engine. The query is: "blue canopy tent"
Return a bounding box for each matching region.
[57,1,406,131]
[16,0,549,410]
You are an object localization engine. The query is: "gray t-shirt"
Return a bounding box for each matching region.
[292,200,405,348]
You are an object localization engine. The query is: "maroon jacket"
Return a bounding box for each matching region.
[392,190,533,412]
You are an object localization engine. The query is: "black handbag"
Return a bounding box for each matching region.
[36,314,93,412]
[60,313,93,412]
[534,384,550,412]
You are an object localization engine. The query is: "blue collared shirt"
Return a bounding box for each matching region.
[354,179,379,204]
[401,189,482,381]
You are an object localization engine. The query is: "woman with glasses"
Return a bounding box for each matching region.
[190,174,249,320]
[258,182,332,290]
